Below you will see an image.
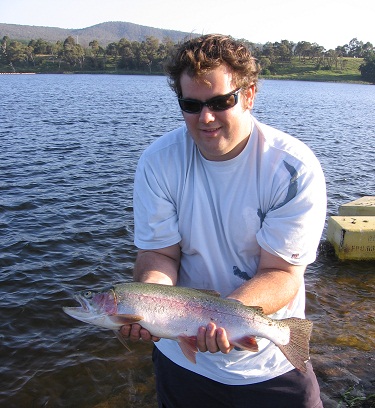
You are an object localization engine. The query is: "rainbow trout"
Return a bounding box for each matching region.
[63,282,313,372]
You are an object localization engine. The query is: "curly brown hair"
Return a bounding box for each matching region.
[164,34,260,97]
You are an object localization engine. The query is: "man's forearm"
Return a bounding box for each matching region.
[227,248,306,315]
[227,269,303,315]
[133,245,181,285]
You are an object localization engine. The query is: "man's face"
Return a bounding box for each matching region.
[179,65,255,161]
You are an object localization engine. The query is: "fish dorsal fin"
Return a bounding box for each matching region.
[226,299,264,314]
[226,298,243,304]
[247,306,264,313]
[109,314,144,325]
[195,289,221,297]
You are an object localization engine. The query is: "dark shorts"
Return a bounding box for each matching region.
[152,346,323,408]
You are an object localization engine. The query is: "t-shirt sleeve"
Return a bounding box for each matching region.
[133,153,181,250]
[256,157,326,265]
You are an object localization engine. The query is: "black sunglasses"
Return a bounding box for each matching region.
[178,88,241,114]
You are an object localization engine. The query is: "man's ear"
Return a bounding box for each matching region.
[244,84,256,110]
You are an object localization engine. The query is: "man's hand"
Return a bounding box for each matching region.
[197,322,233,354]
[120,323,160,342]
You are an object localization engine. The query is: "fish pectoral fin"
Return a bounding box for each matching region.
[231,336,259,352]
[177,334,198,364]
[109,314,144,325]
[113,330,131,351]
[109,315,144,352]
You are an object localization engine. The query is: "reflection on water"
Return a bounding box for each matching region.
[0,75,374,407]
[308,256,375,352]
[305,252,375,406]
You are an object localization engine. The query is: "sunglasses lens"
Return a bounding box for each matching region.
[209,94,237,111]
[178,99,201,113]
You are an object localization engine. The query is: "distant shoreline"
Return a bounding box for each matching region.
[0,72,36,75]
[0,70,369,84]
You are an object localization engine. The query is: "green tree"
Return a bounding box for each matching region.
[63,36,85,68]
[310,43,325,60]
[117,38,135,70]
[7,40,27,65]
[160,37,175,57]
[359,54,375,83]
[25,45,36,66]
[294,41,312,61]
[88,40,106,69]
[157,37,175,71]
[274,40,294,62]
[362,42,375,58]
[317,49,338,70]
[348,38,363,57]
[259,57,272,74]
[28,38,50,54]
[262,42,276,64]
[141,36,160,72]
[54,41,64,70]
[335,45,347,57]
[106,42,119,66]
[0,36,9,66]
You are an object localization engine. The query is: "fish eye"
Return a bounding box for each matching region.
[83,290,93,299]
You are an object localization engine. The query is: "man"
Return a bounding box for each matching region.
[121,34,326,407]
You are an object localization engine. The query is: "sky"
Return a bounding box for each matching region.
[1,0,374,50]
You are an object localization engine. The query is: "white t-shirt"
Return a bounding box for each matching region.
[133,116,326,385]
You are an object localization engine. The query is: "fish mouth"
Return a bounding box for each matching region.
[63,293,93,317]
[74,293,91,311]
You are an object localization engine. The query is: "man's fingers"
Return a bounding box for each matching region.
[205,322,220,353]
[216,328,233,354]
[120,324,160,343]
[120,324,131,337]
[120,323,142,342]
[140,327,161,342]
[129,323,142,341]
[197,323,233,354]
[197,326,208,352]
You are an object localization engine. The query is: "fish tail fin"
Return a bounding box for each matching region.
[277,317,313,373]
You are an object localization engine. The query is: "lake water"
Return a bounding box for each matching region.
[1,74,374,407]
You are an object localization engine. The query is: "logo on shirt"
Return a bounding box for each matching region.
[233,266,251,281]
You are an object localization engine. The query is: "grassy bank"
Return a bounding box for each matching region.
[262,57,365,83]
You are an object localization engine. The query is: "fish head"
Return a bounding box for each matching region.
[63,286,120,329]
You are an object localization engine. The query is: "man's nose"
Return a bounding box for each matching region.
[199,106,215,123]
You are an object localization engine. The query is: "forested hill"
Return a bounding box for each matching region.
[0,21,194,46]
